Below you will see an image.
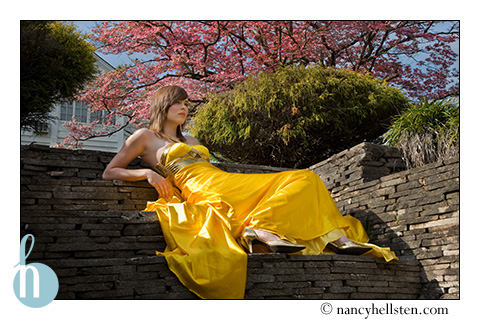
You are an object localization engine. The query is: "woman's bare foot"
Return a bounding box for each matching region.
[251,229,281,242]
[333,235,350,246]
[254,230,351,246]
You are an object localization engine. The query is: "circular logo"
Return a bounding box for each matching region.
[13,235,59,308]
[13,263,59,308]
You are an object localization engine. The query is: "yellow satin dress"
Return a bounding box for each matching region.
[145,143,397,299]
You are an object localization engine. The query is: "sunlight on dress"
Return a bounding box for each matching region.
[145,143,397,299]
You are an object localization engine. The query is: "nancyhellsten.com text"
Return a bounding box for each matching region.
[320,302,448,319]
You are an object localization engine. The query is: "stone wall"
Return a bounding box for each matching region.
[331,156,460,299]
[309,142,406,190]
[20,144,283,183]
[245,254,420,299]
[19,207,421,299]
[20,143,459,299]
[306,142,459,299]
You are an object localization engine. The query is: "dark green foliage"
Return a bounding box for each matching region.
[383,99,459,168]
[190,65,409,168]
[21,21,97,132]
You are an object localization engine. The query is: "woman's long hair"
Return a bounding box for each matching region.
[149,85,187,142]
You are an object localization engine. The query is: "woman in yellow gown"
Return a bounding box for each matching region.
[103,85,397,299]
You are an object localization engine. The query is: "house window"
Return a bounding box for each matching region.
[60,101,74,121]
[75,101,88,123]
[60,100,115,125]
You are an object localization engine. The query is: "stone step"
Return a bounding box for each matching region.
[35,254,421,300]
[21,210,421,299]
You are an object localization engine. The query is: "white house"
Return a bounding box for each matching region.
[21,53,130,153]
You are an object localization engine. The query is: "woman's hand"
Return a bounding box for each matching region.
[146,170,173,199]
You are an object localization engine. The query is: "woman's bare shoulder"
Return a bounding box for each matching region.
[123,128,163,152]
[125,128,157,143]
[185,135,200,145]
[131,127,154,138]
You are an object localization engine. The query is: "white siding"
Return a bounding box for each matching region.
[20,115,127,153]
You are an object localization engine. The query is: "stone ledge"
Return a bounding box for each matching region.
[245,254,420,299]
[37,254,420,300]
[21,209,421,299]
[309,142,406,191]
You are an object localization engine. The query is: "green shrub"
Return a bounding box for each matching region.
[190,65,409,168]
[383,99,459,168]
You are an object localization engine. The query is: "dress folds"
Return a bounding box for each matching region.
[145,143,397,299]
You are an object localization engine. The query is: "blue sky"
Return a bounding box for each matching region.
[72,21,137,67]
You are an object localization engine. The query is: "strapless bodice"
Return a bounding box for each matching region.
[152,143,210,178]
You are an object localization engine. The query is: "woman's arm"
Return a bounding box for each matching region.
[102,129,173,199]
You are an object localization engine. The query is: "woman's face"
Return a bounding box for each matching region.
[166,100,189,125]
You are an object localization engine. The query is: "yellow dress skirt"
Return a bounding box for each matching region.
[145,143,397,299]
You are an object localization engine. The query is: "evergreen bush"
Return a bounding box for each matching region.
[21,21,97,132]
[190,65,409,168]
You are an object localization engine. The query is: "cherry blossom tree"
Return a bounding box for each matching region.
[61,20,458,148]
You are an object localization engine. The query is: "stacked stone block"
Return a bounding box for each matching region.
[309,142,406,191]
[245,254,420,299]
[20,143,459,299]
[20,144,283,183]
[328,157,459,299]
[20,208,421,299]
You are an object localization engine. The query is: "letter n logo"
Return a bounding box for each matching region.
[13,234,59,308]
